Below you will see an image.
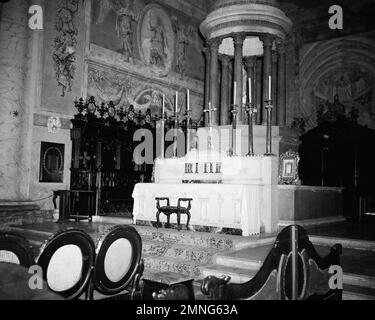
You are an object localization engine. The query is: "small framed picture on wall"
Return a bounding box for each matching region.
[39,142,65,183]
[279,150,300,185]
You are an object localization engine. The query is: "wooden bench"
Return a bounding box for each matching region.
[201,225,343,300]
[155,198,193,231]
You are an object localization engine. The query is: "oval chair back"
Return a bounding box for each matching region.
[36,228,96,300]
[0,232,35,267]
[88,225,144,300]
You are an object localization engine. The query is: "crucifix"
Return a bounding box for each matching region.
[203,102,216,150]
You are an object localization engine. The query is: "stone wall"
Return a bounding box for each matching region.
[0,0,206,213]
[0,0,30,201]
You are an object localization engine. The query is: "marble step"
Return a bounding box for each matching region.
[343,284,375,300]
[134,225,274,251]
[142,240,220,265]
[200,265,257,283]
[142,254,206,278]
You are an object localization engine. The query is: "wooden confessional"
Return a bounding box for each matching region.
[299,119,375,220]
[68,102,155,218]
[53,97,198,220]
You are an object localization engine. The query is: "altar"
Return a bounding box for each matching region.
[132,149,279,236]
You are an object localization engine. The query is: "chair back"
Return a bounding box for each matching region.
[92,225,143,297]
[0,232,35,267]
[36,228,95,300]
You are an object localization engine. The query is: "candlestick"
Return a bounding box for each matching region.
[248,78,252,104]
[175,92,178,113]
[268,75,272,100]
[233,82,237,105]
[162,94,165,118]
[187,89,190,112]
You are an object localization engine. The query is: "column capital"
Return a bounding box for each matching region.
[276,40,286,54]
[259,34,274,47]
[243,56,257,70]
[203,46,211,59]
[272,50,278,63]
[207,38,221,50]
[219,54,232,66]
[233,34,246,46]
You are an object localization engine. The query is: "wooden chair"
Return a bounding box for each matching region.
[0,232,35,267]
[36,228,96,300]
[156,197,193,231]
[201,225,343,300]
[86,225,144,300]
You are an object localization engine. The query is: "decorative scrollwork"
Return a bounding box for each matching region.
[53,0,80,97]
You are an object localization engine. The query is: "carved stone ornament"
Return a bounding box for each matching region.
[47,116,62,134]
[53,0,80,97]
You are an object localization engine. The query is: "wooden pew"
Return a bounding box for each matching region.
[201,225,343,300]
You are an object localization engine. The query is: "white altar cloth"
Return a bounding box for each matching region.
[132,183,262,236]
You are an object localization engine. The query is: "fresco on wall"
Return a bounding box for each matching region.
[53,0,80,97]
[312,68,375,127]
[93,0,141,62]
[138,4,175,77]
[90,0,205,81]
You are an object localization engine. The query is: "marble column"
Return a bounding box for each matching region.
[209,39,220,125]
[0,0,30,200]
[220,54,231,125]
[260,34,273,124]
[256,57,262,125]
[271,50,278,125]
[233,34,245,124]
[203,46,211,125]
[277,41,287,126]
[244,56,257,113]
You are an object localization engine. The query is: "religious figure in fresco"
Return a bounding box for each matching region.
[172,17,194,75]
[94,0,139,61]
[115,5,136,61]
[149,15,167,68]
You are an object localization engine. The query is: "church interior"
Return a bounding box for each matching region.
[1,0,375,301]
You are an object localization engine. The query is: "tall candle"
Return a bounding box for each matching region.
[248,78,252,104]
[162,94,165,117]
[175,91,178,113]
[233,81,237,105]
[268,75,272,100]
[187,89,190,111]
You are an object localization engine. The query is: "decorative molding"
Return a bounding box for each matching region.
[200,3,293,41]
[34,114,71,130]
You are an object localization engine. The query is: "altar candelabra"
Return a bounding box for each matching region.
[245,103,257,156]
[230,104,239,156]
[264,99,275,156]
[172,110,180,157]
[185,109,192,153]
[159,111,166,159]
